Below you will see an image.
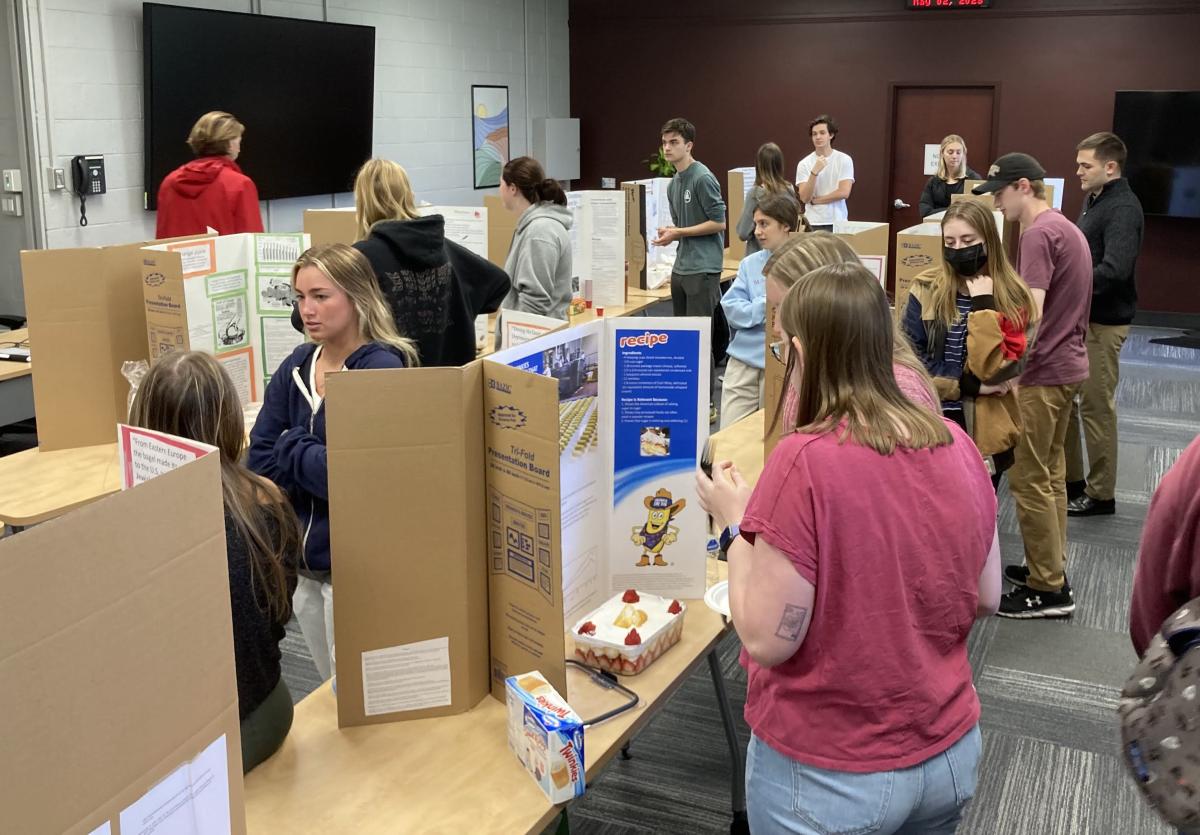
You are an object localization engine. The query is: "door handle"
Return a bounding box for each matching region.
[893,198,911,209]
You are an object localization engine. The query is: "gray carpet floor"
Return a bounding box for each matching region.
[279,324,1198,834]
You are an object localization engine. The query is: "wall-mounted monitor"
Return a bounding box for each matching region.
[1113,91,1200,220]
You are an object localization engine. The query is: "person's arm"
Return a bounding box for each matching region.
[977,526,1002,618]
[1091,205,1143,301]
[271,429,329,500]
[918,177,938,219]
[794,159,817,205]
[736,189,759,242]
[1029,288,1046,321]
[236,176,264,234]
[726,530,816,666]
[812,179,853,206]
[447,240,512,314]
[508,234,560,316]
[247,371,298,489]
[900,292,930,365]
[720,261,765,331]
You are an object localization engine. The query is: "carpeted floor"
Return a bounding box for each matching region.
[279,325,1198,834]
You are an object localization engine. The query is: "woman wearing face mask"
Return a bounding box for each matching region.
[919,135,980,220]
[719,193,803,429]
[901,200,1039,486]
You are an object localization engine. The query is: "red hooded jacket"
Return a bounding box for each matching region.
[155,156,263,238]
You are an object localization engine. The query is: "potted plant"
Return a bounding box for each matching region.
[641,148,676,178]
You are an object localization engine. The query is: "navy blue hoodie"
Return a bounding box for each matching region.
[247,341,407,572]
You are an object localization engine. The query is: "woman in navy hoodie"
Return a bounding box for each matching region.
[249,243,418,681]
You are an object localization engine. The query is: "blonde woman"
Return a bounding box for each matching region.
[132,351,301,772]
[762,231,940,418]
[156,110,264,237]
[248,243,417,682]
[736,142,801,257]
[919,134,981,219]
[352,158,510,366]
[901,199,1039,487]
[697,263,999,834]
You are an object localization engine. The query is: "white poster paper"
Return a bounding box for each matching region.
[732,165,757,201]
[205,270,247,298]
[422,205,489,259]
[118,734,231,835]
[1044,177,1065,210]
[858,255,886,287]
[260,315,302,380]
[501,310,567,349]
[87,824,112,835]
[118,425,216,490]
[255,233,305,265]
[171,242,214,277]
[924,144,941,176]
[216,349,255,405]
[566,191,626,309]
[255,270,294,314]
[212,294,249,352]
[361,636,453,716]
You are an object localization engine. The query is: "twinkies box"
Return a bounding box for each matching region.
[505,671,586,803]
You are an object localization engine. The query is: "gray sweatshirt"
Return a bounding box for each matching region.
[500,201,574,319]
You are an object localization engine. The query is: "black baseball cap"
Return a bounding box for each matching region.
[972,153,1047,194]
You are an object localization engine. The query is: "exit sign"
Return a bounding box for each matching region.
[907,0,992,8]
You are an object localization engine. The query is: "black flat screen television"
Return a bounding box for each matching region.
[143,3,374,209]
[1113,91,1200,219]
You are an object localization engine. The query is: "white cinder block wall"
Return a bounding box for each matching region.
[18,0,570,250]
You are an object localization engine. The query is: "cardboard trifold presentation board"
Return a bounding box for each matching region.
[0,452,245,835]
[621,178,675,291]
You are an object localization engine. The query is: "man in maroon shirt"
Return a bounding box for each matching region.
[973,153,1093,618]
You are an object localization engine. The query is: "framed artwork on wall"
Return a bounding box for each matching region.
[472,84,509,189]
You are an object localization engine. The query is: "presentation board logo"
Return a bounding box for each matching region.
[144,272,165,287]
[901,254,934,268]
[618,332,669,349]
[488,404,527,429]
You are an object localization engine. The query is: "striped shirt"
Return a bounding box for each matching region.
[942,294,973,412]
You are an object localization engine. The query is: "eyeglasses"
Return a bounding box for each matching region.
[770,341,786,362]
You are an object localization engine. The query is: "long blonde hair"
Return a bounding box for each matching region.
[779,264,953,455]
[763,232,935,394]
[130,351,300,619]
[936,134,969,182]
[293,243,420,366]
[931,200,1038,331]
[353,158,419,240]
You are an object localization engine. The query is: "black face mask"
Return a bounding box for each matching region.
[943,243,987,277]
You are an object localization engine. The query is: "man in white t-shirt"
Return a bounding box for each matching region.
[794,114,855,231]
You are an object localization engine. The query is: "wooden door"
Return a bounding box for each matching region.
[885,86,997,293]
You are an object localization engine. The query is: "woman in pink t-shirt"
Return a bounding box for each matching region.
[698,262,1001,835]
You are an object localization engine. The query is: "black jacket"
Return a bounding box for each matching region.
[1077,178,1144,325]
[354,215,511,366]
[919,168,981,219]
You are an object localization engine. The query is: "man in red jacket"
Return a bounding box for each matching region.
[156,111,264,238]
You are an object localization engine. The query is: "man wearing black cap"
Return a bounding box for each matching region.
[973,153,1093,619]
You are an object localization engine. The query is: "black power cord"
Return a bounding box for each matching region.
[565,659,639,726]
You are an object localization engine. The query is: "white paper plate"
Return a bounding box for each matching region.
[704,580,731,619]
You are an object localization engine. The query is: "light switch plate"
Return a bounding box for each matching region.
[1,194,23,216]
[2,169,21,193]
[48,167,66,190]
[601,177,616,189]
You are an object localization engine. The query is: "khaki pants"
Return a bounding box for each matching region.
[719,356,764,429]
[1065,323,1129,500]
[1009,382,1081,591]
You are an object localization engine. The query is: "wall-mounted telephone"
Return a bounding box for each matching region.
[71,155,106,227]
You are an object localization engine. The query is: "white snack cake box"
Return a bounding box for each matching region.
[505,671,586,803]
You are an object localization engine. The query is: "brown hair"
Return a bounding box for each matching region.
[809,114,838,142]
[755,192,800,233]
[754,142,792,196]
[1077,131,1128,170]
[764,231,936,408]
[936,134,969,182]
[1029,179,1047,200]
[661,117,696,143]
[502,156,567,206]
[292,243,420,366]
[777,263,953,454]
[129,351,299,621]
[187,111,244,157]
[353,158,419,240]
[932,200,1038,331]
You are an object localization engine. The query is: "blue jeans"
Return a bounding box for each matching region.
[746,725,982,834]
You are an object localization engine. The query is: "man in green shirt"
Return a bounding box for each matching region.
[652,118,727,418]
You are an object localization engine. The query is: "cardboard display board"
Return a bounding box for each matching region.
[0,452,245,835]
[725,167,756,262]
[620,178,675,291]
[484,194,517,268]
[834,221,890,287]
[19,234,213,450]
[303,206,356,247]
[141,233,311,400]
[895,222,944,323]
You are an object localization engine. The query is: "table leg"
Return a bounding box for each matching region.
[706,649,748,834]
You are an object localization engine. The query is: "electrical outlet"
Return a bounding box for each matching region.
[601,177,616,189]
[2,169,21,193]
[1,194,23,217]
[48,167,66,191]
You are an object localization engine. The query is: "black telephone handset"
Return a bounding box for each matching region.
[71,155,106,227]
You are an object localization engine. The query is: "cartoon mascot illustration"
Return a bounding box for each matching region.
[632,488,686,567]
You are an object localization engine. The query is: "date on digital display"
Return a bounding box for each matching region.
[907,0,992,8]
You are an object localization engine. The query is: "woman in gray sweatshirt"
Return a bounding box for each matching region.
[498,157,574,321]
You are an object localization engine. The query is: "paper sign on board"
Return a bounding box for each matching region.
[361,636,453,716]
[118,734,231,835]
[118,425,216,489]
[924,144,941,176]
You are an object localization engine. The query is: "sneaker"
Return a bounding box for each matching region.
[997,585,1075,619]
[1066,479,1087,502]
[1003,565,1073,596]
[709,404,718,424]
[1068,495,1116,517]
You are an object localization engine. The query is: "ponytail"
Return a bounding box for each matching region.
[535,177,567,206]
[503,156,566,206]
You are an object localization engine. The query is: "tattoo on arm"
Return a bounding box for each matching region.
[774,604,809,641]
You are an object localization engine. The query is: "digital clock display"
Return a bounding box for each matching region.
[907,0,992,8]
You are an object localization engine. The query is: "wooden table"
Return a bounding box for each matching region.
[243,411,768,834]
[0,443,121,530]
[0,328,34,428]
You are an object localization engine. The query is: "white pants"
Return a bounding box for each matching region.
[720,356,765,429]
[294,575,335,682]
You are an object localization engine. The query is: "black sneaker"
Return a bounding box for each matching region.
[1068,495,1116,517]
[997,586,1075,619]
[1003,564,1073,596]
[1066,479,1087,502]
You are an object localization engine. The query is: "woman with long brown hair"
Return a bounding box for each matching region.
[697,263,1000,834]
[249,243,416,682]
[131,351,300,772]
[497,156,573,322]
[901,199,1039,485]
[736,142,801,257]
